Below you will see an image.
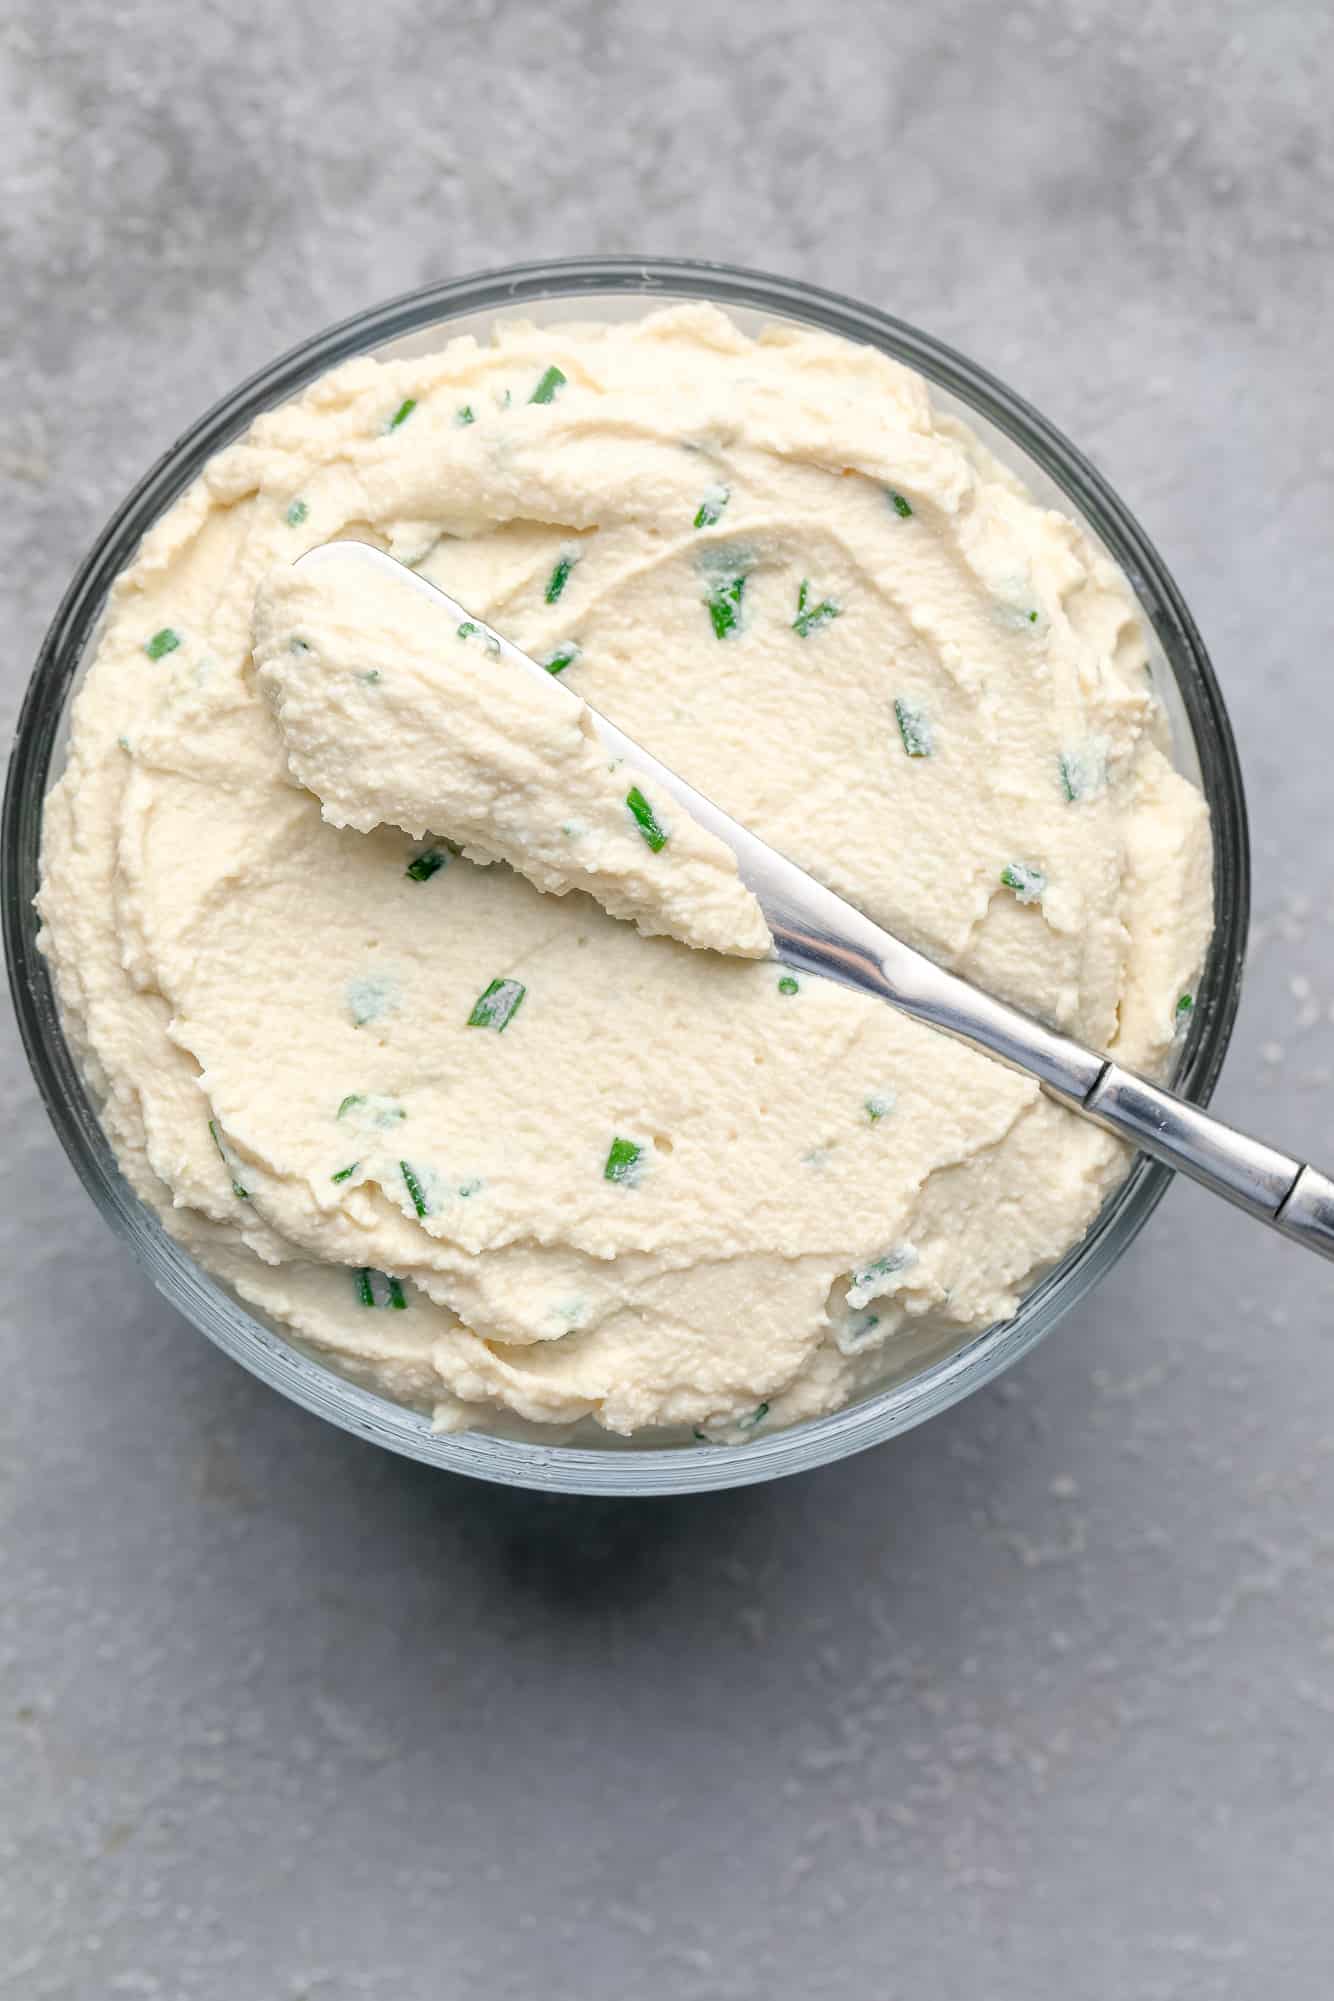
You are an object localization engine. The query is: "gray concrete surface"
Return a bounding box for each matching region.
[4,1,1334,1994]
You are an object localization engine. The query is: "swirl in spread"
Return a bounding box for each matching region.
[38,306,1211,1441]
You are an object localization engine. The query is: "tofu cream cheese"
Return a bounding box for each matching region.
[251,558,772,959]
[37,305,1212,1441]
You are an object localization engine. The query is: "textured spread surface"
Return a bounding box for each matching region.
[38,305,1208,1440]
[4,0,1334,1994]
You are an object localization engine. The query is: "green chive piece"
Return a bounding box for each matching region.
[457,1178,482,1199]
[467,977,527,1032]
[792,579,841,637]
[457,620,500,655]
[778,975,800,995]
[737,1402,769,1432]
[1058,745,1105,802]
[406,848,446,882]
[346,976,394,1027]
[889,491,913,519]
[1001,862,1047,905]
[529,364,567,405]
[285,499,309,527]
[545,553,577,604]
[207,1118,249,1199]
[864,1091,896,1122]
[894,699,932,758]
[331,1162,359,1184]
[388,397,417,430]
[626,785,668,852]
[541,643,581,676]
[849,1246,917,1301]
[705,572,745,638]
[338,1095,406,1127]
[355,1268,407,1310]
[836,1310,882,1355]
[400,1160,429,1218]
[694,485,730,529]
[1175,992,1194,1025]
[144,628,181,660]
[604,1137,643,1184]
[456,404,475,426]
[1028,609,1039,623]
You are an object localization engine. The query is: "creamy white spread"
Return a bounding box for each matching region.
[252,557,772,958]
[38,305,1213,1442]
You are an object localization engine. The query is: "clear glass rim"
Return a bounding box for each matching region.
[2,256,1250,1495]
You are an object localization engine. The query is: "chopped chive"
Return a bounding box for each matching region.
[894,699,932,758]
[338,1095,407,1126]
[848,1245,918,1305]
[467,976,527,1032]
[359,668,381,685]
[864,1090,896,1122]
[1028,609,1039,623]
[457,1178,482,1199]
[331,1162,359,1184]
[836,1309,882,1355]
[792,579,840,637]
[346,975,395,1027]
[694,485,730,529]
[544,553,577,604]
[355,1268,408,1310]
[737,1402,769,1432]
[625,785,668,852]
[207,1118,249,1199]
[400,1160,429,1218]
[406,848,446,881]
[285,498,309,527]
[529,364,567,405]
[456,404,475,426]
[144,627,181,660]
[705,572,745,638]
[541,643,581,676]
[387,397,417,430]
[777,975,800,995]
[1058,744,1106,802]
[889,491,913,519]
[457,620,500,655]
[1000,862,1047,905]
[604,1136,643,1184]
[1175,992,1194,1027]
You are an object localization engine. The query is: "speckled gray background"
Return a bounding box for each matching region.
[4,2,1334,1995]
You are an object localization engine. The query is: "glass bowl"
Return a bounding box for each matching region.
[2,258,1249,1495]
